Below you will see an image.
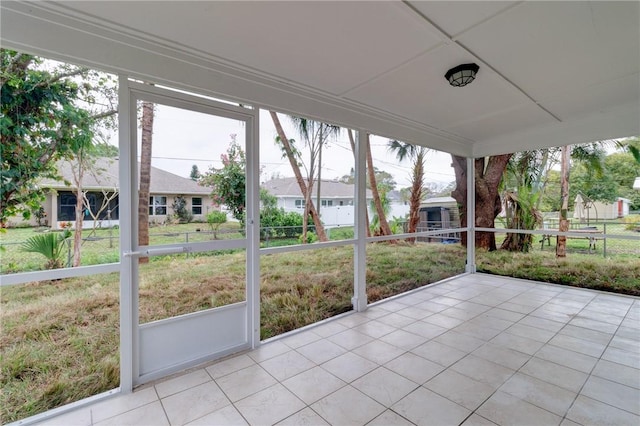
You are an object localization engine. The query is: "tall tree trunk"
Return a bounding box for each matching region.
[347,129,370,237]
[534,149,550,211]
[317,136,322,219]
[366,134,392,236]
[407,149,425,241]
[451,154,512,250]
[269,111,327,242]
[556,145,570,257]
[72,182,84,267]
[138,101,154,263]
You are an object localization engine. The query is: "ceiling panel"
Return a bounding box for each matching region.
[457,1,640,101]
[60,1,445,95]
[2,1,637,156]
[345,44,534,133]
[446,104,556,142]
[408,1,519,37]
[543,73,640,121]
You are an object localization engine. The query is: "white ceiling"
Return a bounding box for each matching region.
[1,1,638,157]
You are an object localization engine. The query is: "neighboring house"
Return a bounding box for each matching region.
[30,158,213,229]
[574,194,630,221]
[261,177,373,226]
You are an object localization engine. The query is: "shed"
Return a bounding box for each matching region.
[417,197,460,242]
[574,194,630,221]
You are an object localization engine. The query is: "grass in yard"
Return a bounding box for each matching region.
[366,242,466,302]
[1,242,462,421]
[261,247,355,338]
[477,250,640,295]
[2,240,639,422]
[1,273,120,424]
[138,251,246,323]
[0,222,242,274]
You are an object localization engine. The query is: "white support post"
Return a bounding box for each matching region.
[118,75,135,392]
[466,156,476,273]
[353,130,368,311]
[247,110,261,349]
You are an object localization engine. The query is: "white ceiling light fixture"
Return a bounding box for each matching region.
[445,63,480,87]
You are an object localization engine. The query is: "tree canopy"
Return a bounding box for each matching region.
[0,49,116,225]
[200,135,246,221]
[339,166,396,192]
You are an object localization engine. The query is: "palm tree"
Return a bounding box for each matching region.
[500,150,547,252]
[388,140,428,240]
[138,101,154,262]
[21,229,71,269]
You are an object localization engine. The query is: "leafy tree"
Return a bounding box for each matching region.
[91,143,118,158]
[0,49,116,226]
[269,111,327,242]
[451,154,512,250]
[539,170,561,212]
[570,163,618,205]
[190,164,201,181]
[287,116,340,243]
[604,149,640,210]
[339,167,396,191]
[200,135,246,221]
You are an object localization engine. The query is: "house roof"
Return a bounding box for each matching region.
[421,196,458,208]
[40,157,211,195]
[2,2,637,158]
[262,177,372,199]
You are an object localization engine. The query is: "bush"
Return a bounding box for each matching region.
[172,196,193,223]
[206,211,227,239]
[21,229,71,269]
[298,231,318,244]
[260,208,306,239]
[621,214,640,231]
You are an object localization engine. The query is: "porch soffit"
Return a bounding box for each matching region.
[1,1,638,157]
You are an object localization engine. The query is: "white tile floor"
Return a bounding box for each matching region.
[34,274,640,426]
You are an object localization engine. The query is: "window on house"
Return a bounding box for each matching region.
[339,201,344,206]
[59,192,76,221]
[192,197,202,215]
[295,199,304,208]
[321,200,333,207]
[149,196,167,215]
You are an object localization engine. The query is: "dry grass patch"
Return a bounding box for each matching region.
[477,250,640,295]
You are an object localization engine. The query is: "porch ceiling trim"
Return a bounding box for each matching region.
[1,1,638,158]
